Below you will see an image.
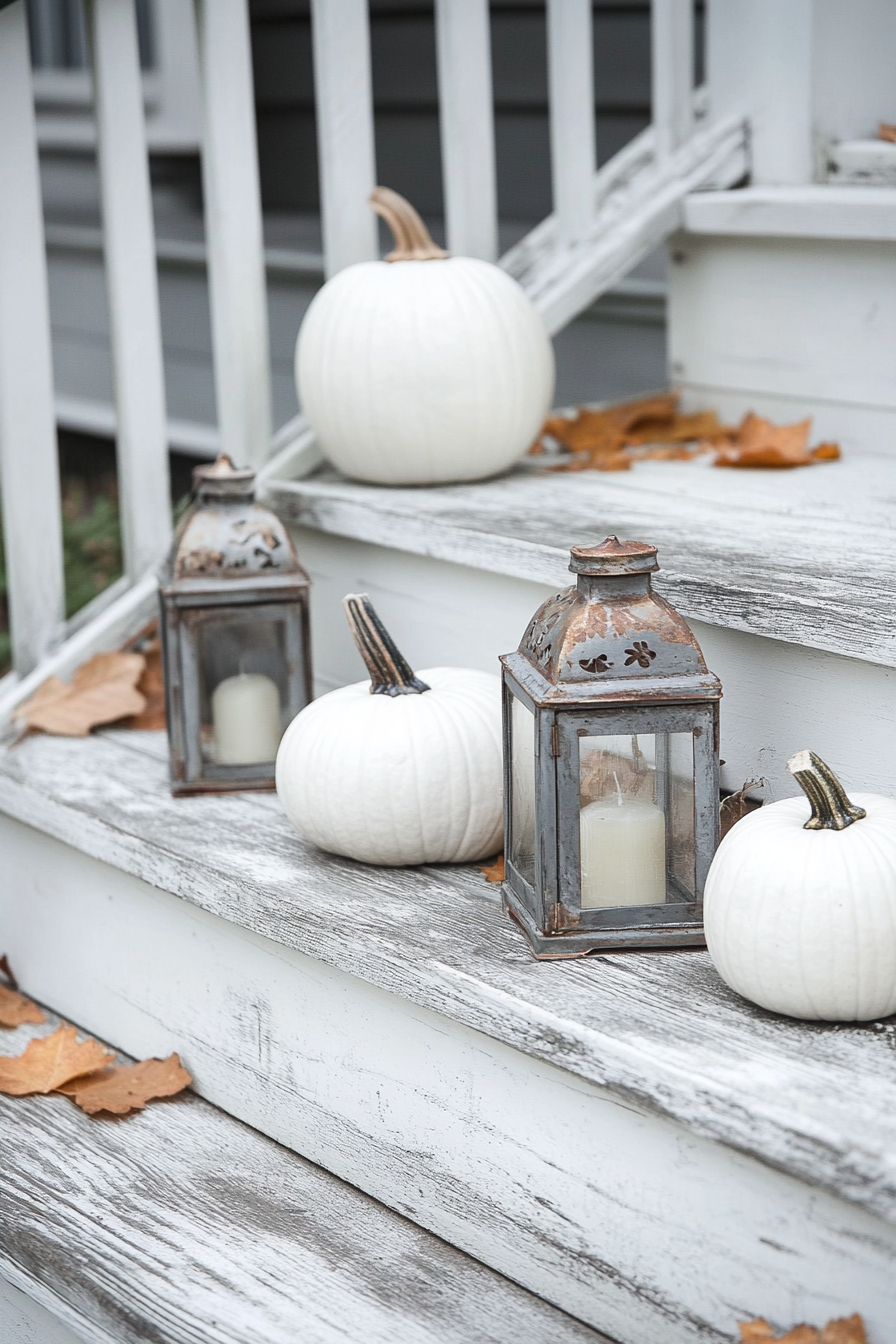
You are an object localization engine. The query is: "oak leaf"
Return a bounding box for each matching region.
[15,651,147,737]
[480,854,505,883]
[118,632,166,731]
[0,984,46,1029]
[879,122,896,144]
[720,778,765,840]
[712,413,838,469]
[738,1316,866,1344]
[56,1054,192,1116]
[0,1025,113,1096]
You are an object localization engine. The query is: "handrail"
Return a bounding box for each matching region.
[0,0,747,725]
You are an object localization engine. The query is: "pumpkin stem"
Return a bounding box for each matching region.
[343,594,430,697]
[370,187,450,262]
[787,750,867,831]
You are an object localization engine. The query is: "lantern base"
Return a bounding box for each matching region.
[502,884,706,959]
[170,776,277,798]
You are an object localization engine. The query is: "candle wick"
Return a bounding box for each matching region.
[613,770,623,807]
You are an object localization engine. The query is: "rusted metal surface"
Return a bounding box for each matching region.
[501,536,721,959]
[159,456,312,796]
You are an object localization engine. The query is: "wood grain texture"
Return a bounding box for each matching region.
[5,819,896,1344]
[1,730,895,1233]
[264,453,896,669]
[0,1015,608,1344]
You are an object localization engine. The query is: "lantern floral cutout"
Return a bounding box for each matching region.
[501,537,722,958]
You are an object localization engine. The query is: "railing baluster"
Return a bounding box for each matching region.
[547,0,596,245]
[651,0,694,158]
[435,0,498,262]
[88,0,172,581]
[0,3,66,677]
[310,0,378,279]
[195,0,273,467]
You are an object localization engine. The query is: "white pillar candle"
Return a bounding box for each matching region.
[580,796,666,908]
[212,673,281,765]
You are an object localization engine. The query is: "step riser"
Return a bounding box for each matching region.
[4,817,894,1344]
[292,528,896,806]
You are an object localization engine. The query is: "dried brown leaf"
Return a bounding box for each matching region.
[57,1054,192,1116]
[480,854,505,883]
[820,1316,867,1344]
[879,122,896,143]
[737,1317,866,1344]
[15,652,147,737]
[720,778,765,840]
[0,983,46,1028]
[118,636,166,731]
[811,442,841,461]
[0,954,19,991]
[0,1025,113,1096]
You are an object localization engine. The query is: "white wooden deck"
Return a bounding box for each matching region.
[1,1009,609,1344]
[2,728,895,1342]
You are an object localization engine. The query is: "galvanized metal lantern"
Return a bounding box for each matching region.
[500,536,721,958]
[159,455,312,795]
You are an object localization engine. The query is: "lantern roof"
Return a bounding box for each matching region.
[502,538,721,706]
[159,455,308,598]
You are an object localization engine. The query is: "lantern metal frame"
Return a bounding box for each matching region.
[500,537,721,959]
[159,456,312,796]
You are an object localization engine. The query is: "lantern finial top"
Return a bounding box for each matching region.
[569,537,658,576]
[192,454,256,500]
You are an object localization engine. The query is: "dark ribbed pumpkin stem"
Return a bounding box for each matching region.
[343,594,430,697]
[787,750,867,831]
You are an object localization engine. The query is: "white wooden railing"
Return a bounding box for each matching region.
[0,0,749,724]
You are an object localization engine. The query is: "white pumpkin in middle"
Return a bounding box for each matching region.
[296,187,555,486]
[276,594,503,865]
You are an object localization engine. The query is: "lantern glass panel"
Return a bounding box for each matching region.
[197,618,290,766]
[510,692,536,884]
[577,731,696,909]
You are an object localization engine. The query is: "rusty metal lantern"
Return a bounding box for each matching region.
[500,537,721,958]
[159,455,312,795]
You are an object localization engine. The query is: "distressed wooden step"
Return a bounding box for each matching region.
[1,729,895,1343]
[0,1011,610,1344]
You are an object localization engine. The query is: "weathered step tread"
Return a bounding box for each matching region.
[0,1014,611,1344]
[265,453,896,668]
[1,729,895,1233]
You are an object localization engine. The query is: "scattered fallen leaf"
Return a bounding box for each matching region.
[720,778,765,840]
[56,1054,192,1116]
[879,122,896,143]
[480,854,505,883]
[0,1025,113,1096]
[0,983,46,1029]
[738,1316,866,1344]
[118,629,166,731]
[0,954,19,991]
[533,395,841,474]
[14,651,147,737]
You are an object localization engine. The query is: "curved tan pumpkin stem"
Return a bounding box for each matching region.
[369,187,450,262]
[343,593,430,697]
[787,749,866,831]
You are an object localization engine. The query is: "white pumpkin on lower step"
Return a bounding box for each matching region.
[705,750,896,1021]
[276,594,503,865]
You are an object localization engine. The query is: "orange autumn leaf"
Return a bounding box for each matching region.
[15,651,147,737]
[0,1025,113,1096]
[118,634,166,731]
[879,122,896,144]
[480,854,505,883]
[811,442,841,461]
[0,954,18,990]
[0,983,46,1029]
[57,1054,192,1116]
[738,1316,866,1344]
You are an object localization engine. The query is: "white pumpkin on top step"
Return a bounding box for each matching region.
[705,750,896,1022]
[296,187,555,486]
[276,593,503,865]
